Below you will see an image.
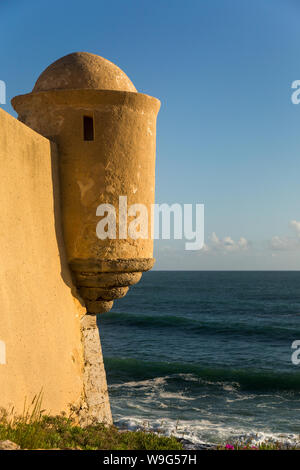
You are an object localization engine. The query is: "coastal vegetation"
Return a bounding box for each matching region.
[0,396,182,450]
[219,441,300,450]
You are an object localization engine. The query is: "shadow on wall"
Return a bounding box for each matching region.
[49,140,85,306]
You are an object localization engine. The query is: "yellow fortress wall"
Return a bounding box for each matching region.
[0,107,110,418]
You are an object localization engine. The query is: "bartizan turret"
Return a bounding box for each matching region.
[12,52,160,314]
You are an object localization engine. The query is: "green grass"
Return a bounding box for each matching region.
[0,395,182,450]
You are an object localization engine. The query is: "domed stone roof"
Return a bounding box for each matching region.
[33,52,137,93]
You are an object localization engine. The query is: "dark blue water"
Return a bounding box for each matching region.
[98,271,300,446]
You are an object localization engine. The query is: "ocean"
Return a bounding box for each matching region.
[98,271,300,447]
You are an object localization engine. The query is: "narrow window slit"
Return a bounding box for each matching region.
[83,116,94,141]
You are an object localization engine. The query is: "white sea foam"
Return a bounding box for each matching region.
[109,371,300,448]
[113,414,300,448]
[110,376,167,390]
[159,391,195,400]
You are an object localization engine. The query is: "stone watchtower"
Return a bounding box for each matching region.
[12,52,160,314]
[0,52,159,422]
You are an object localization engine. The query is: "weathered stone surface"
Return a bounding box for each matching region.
[75,272,142,288]
[79,286,128,301]
[70,258,155,273]
[79,315,112,425]
[33,52,137,93]
[85,300,113,314]
[72,259,153,309]
[0,440,20,450]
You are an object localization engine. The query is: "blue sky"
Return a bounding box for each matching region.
[1,0,300,269]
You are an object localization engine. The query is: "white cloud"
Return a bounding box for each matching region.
[290,220,300,237]
[270,235,297,251]
[269,220,300,251]
[204,232,250,254]
[238,237,249,249]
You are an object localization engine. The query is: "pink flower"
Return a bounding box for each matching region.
[225,444,235,450]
